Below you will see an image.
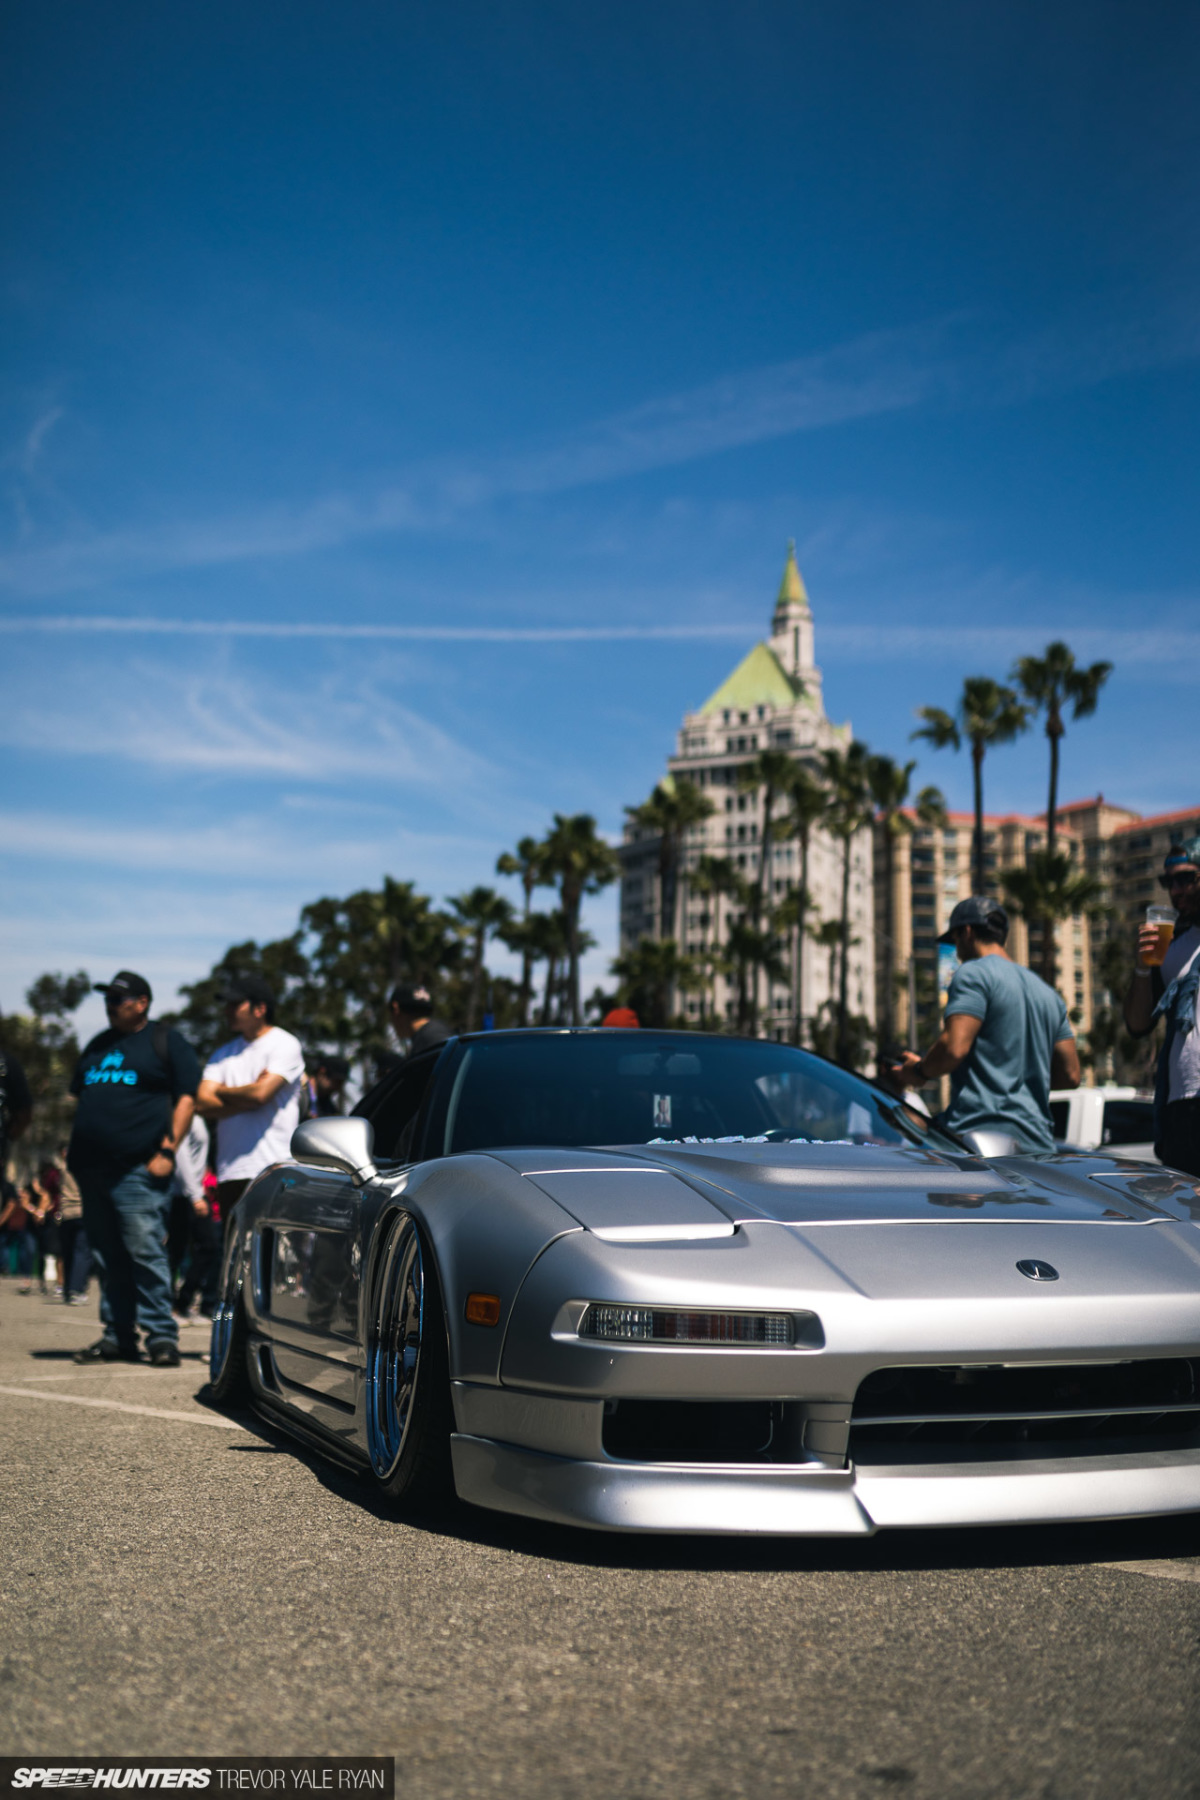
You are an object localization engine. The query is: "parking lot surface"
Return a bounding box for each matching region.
[2,1285,1199,1798]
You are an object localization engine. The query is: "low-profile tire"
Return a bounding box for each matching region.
[365,1211,454,1511]
[208,1213,251,1407]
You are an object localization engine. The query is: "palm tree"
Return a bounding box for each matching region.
[1010,642,1112,986]
[867,755,948,1051]
[1011,642,1112,859]
[521,909,571,1025]
[496,837,553,1025]
[912,677,1030,894]
[808,917,846,1050]
[821,741,874,1066]
[691,854,747,1029]
[610,938,704,1029]
[689,855,724,1026]
[448,887,515,1033]
[736,748,801,1033]
[625,779,715,943]
[775,764,828,1045]
[724,917,788,1036]
[540,813,620,1026]
[1000,852,1104,1002]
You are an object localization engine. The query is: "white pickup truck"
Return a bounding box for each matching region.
[1048,1085,1157,1162]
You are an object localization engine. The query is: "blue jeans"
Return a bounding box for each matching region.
[4,1228,37,1278]
[79,1165,178,1348]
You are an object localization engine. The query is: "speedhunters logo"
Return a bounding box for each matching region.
[0,1767,392,1800]
[10,1777,210,1791]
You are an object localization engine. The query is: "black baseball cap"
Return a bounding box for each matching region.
[223,975,275,1011]
[938,896,1009,944]
[94,970,152,1003]
[389,983,433,1014]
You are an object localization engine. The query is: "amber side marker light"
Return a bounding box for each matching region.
[465,1293,502,1327]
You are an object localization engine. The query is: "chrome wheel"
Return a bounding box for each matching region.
[366,1215,425,1480]
[208,1218,249,1402]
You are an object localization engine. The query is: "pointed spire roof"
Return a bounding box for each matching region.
[699,641,803,716]
[776,540,809,609]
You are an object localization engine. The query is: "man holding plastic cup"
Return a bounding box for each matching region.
[1124,834,1200,1176]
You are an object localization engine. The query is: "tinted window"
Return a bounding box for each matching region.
[360,1052,442,1159]
[434,1032,957,1156]
[1101,1100,1155,1146]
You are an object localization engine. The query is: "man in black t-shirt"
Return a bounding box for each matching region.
[68,970,200,1366]
[377,984,452,1079]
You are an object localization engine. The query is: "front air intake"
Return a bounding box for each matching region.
[850,1358,1200,1463]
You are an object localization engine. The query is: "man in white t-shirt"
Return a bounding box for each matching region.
[196,977,305,1218]
[1125,834,1200,1177]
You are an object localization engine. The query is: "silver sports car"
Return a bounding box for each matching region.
[208,1028,1200,1535]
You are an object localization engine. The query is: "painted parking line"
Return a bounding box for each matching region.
[1100,1560,1200,1584]
[0,1383,249,1430]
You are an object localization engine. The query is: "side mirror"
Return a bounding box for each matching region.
[291,1116,377,1186]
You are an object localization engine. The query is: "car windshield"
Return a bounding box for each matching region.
[436,1032,958,1156]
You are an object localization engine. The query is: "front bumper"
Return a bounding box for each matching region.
[450,1433,1200,1535]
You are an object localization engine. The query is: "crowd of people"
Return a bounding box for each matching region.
[2,840,1198,1359]
[0,969,363,1364]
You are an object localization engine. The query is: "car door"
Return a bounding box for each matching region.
[255,1049,449,1432]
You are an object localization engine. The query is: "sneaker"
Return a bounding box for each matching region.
[147,1341,181,1367]
[74,1338,140,1364]
[67,1293,91,1306]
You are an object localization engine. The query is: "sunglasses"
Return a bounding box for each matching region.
[1159,868,1200,890]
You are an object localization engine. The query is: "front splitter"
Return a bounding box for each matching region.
[451,1435,1200,1536]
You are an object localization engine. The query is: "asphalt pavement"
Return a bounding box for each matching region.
[2,1278,1199,1799]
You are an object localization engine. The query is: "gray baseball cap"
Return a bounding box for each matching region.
[938,896,1009,944]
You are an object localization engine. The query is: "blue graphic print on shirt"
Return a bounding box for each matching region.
[69,1024,201,1181]
[85,1049,140,1086]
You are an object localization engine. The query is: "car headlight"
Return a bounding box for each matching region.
[578,1304,795,1346]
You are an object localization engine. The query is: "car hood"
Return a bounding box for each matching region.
[495,1141,1200,1230]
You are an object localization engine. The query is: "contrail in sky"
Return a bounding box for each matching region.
[1,612,1197,666]
[0,614,753,643]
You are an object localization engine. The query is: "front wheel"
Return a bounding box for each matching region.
[365,1213,454,1511]
[208,1214,251,1406]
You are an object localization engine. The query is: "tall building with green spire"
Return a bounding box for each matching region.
[619,547,875,1039]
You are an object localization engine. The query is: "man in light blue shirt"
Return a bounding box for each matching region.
[888,897,1080,1152]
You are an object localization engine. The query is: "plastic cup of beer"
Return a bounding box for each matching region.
[1143,904,1176,967]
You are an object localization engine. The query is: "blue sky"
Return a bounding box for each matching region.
[3,1,1198,1038]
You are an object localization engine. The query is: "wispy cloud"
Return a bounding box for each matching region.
[17,406,65,475]
[3,301,1194,598]
[0,658,503,795]
[0,806,497,881]
[818,623,1200,670]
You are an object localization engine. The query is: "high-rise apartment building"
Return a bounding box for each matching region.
[618,548,875,1038]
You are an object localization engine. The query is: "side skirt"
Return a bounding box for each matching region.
[249,1393,372,1477]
